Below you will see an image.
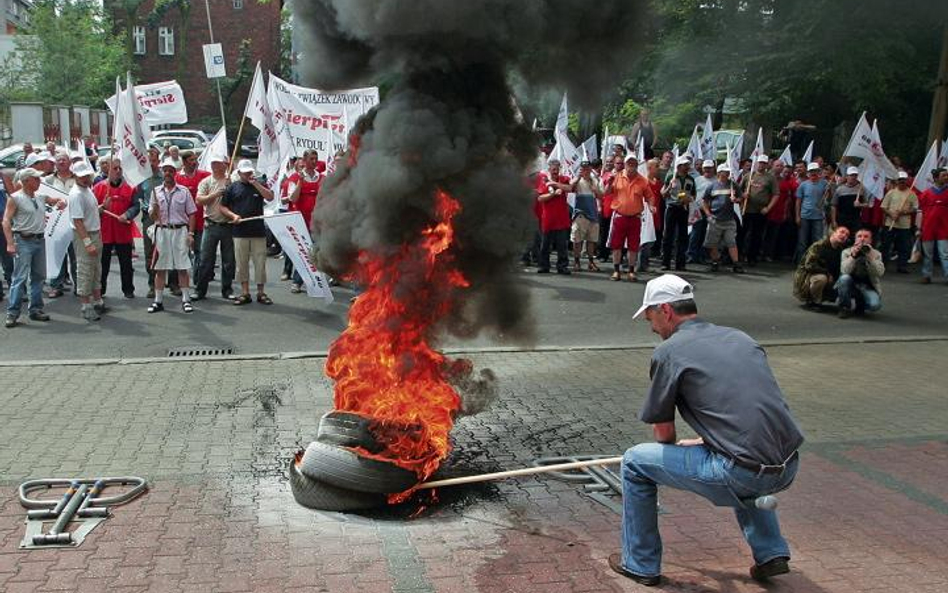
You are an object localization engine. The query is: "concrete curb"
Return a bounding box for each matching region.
[1,334,947,368]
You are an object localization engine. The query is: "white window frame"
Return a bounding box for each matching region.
[158,26,175,56]
[133,26,146,56]
[233,0,244,8]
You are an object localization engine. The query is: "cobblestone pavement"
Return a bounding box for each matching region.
[1,342,947,592]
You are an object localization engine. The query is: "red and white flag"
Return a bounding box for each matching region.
[912,140,941,193]
[113,73,152,188]
[246,62,281,187]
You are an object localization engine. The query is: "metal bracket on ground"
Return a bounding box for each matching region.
[18,476,147,549]
[533,455,667,515]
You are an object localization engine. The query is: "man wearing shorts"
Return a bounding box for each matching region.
[570,160,603,271]
[606,154,654,282]
[219,160,276,305]
[701,164,744,273]
[68,162,105,321]
[148,159,197,314]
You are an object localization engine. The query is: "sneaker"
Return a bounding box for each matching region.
[280,273,290,281]
[750,556,790,582]
[124,292,135,299]
[46,288,63,298]
[607,553,661,587]
[146,302,164,314]
[733,265,745,274]
[709,261,720,272]
[190,292,207,301]
[170,287,182,296]
[28,311,50,322]
[82,308,101,322]
[290,284,303,293]
[610,271,621,281]
[4,316,16,328]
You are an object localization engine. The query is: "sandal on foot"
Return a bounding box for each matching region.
[181,302,194,314]
[628,272,638,282]
[256,293,273,305]
[587,261,600,272]
[147,302,164,313]
[233,294,252,306]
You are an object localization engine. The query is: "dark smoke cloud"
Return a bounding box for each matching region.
[297,1,647,345]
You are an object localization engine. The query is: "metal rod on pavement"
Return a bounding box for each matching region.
[416,456,623,490]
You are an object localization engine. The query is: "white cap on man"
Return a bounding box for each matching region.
[210,153,228,165]
[675,156,692,168]
[846,166,860,176]
[236,159,255,174]
[806,162,820,172]
[24,153,43,168]
[716,163,730,174]
[756,154,769,164]
[702,159,715,169]
[633,274,696,319]
[624,154,639,164]
[70,161,95,178]
[15,168,43,183]
[897,171,909,180]
[160,158,178,170]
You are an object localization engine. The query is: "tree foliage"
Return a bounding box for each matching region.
[0,0,132,106]
[612,0,947,162]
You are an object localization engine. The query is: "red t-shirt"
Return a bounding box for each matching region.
[600,170,616,218]
[287,171,321,227]
[769,177,798,223]
[93,179,136,245]
[919,186,948,241]
[175,169,211,231]
[648,177,664,231]
[535,172,571,232]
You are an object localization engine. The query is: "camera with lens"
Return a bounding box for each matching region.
[856,243,870,256]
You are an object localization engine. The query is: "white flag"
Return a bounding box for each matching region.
[912,140,940,193]
[640,205,656,245]
[548,129,581,175]
[116,73,152,188]
[636,135,647,176]
[778,145,793,167]
[686,125,702,164]
[842,112,896,176]
[700,114,715,161]
[941,138,948,168]
[246,63,281,186]
[34,183,73,281]
[76,138,92,170]
[600,125,609,161]
[554,93,569,138]
[749,128,764,174]
[264,212,333,302]
[198,126,228,172]
[105,80,187,126]
[858,157,886,201]
[802,140,814,165]
[581,134,598,162]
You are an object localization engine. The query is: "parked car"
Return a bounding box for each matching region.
[714,130,744,161]
[149,136,205,157]
[0,143,68,178]
[152,129,211,145]
[239,137,259,158]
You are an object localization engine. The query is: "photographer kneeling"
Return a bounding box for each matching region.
[836,228,884,319]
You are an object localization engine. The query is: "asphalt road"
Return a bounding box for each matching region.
[2,249,947,362]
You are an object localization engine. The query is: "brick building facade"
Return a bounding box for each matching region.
[106,0,282,129]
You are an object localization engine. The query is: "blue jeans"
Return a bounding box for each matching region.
[835,274,881,313]
[922,239,948,280]
[686,217,707,263]
[6,236,46,319]
[621,443,798,578]
[795,218,824,263]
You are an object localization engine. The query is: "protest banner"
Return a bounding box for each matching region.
[263,212,334,302]
[106,80,187,126]
[34,184,73,281]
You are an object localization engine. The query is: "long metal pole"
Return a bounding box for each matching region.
[416,456,623,490]
[205,0,227,130]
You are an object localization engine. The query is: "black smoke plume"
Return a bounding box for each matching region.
[295,1,647,344]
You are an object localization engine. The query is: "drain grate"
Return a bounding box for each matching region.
[167,346,235,358]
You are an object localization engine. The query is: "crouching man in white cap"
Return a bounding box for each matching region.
[68,161,106,321]
[610,274,803,587]
[147,158,198,313]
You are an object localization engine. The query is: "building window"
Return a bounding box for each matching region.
[233,0,243,8]
[133,26,146,55]
[158,27,175,56]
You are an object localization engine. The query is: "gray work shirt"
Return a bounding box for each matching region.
[639,319,804,466]
[8,190,46,235]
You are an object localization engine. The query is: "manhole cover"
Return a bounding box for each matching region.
[167,346,235,358]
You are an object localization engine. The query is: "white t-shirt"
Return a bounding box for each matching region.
[68,185,101,232]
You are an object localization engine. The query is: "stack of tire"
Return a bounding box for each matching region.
[290,411,420,511]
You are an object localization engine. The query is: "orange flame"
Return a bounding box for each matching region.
[325,189,470,482]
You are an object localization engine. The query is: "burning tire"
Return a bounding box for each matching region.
[289,457,385,512]
[298,441,418,494]
[316,411,383,452]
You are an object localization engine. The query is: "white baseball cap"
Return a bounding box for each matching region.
[846,166,860,176]
[806,162,820,172]
[624,154,639,164]
[633,274,696,319]
[675,156,692,168]
[897,171,909,180]
[38,151,56,163]
[210,154,228,164]
[716,163,730,174]
[159,158,179,170]
[15,168,43,183]
[70,161,95,178]
[24,152,42,167]
[756,154,769,163]
[702,159,715,169]
[236,159,255,173]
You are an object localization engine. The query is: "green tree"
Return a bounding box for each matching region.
[0,0,132,105]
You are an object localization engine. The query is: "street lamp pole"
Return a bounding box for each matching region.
[204,0,227,130]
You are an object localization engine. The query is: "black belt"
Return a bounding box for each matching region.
[730,451,798,475]
[13,231,41,240]
[157,224,187,229]
[205,219,231,226]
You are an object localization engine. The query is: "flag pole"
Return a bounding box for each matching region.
[228,62,260,177]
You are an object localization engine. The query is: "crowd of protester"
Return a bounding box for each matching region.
[526,140,948,319]
[1,141,327,327]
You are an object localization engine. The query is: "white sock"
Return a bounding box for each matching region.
[154,291,164,304]
[182,291,191,303]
